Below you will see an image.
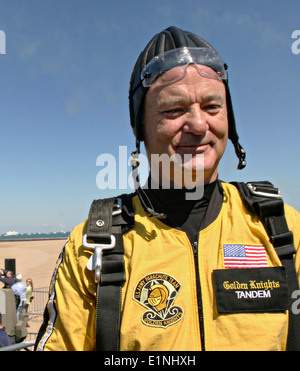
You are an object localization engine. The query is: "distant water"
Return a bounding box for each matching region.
[0,231,70,241]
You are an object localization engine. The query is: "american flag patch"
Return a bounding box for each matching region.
[223,244,268,269]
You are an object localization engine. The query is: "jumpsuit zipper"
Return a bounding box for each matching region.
[192,239,205,351]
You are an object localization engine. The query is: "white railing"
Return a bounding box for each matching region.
[28,287,49,316]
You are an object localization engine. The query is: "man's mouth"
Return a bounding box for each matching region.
[176,143,210,154]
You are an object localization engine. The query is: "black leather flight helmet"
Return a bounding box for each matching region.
[129,26,246,170]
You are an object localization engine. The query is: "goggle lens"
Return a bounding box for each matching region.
[141,47,227,87]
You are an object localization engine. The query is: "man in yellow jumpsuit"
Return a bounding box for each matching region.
[35,26,300,351]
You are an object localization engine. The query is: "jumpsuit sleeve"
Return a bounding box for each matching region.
[35,221,97,351]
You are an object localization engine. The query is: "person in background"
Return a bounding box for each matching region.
[0,313,10,348]
[25,278,34,312]
[0,270,15,289]
[11,274,27,321]
[25,278,34,327]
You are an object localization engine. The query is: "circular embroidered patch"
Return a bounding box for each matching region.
[133,272,184,328]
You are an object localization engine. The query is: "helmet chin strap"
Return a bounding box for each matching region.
[130,140,166,219]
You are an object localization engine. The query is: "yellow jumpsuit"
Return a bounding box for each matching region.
[36,183,300,351]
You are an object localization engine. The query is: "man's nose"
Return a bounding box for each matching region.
[182,105,208,135]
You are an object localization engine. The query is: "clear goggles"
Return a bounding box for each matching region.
[141,47,227,87]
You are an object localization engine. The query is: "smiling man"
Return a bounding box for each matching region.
[143,64,228,188]
[36,26,300,352]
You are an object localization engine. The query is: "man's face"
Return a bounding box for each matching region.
[143,65,228,187]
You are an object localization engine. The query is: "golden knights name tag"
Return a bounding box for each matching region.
[213,267,289,313]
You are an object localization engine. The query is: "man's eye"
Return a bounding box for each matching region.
[204,105,221,113]
[163,108,184,115]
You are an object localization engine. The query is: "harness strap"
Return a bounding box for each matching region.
[84,194,134,351]
[232,181,300,351]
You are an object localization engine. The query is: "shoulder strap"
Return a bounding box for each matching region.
[231,181,300,351]
[83,193,134,351]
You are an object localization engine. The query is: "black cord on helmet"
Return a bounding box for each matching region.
[131,144,166,219]
[235,142,246,170]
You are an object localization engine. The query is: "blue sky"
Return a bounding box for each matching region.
[0,0,299,234]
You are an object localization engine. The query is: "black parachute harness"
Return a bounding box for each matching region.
[83,181,300,351]
[83,194,134,351]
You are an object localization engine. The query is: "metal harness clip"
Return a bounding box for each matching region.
[246,182,282,199]
[83,234,116,283]
[112,197,122,216]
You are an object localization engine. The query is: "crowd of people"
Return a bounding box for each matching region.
[0,269,34,348]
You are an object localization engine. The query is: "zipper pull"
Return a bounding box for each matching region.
[193,241,198,254]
